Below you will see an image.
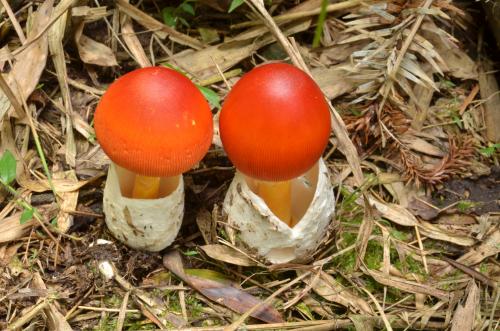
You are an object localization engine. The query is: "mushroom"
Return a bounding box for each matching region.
[219,63,335,263]
[220,63,331,226]
[94,66,213,251]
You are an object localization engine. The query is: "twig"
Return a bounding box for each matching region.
[77,305,139,314]
[414,226,429,274]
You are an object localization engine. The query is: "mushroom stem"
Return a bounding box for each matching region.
[132,175,180,199]
[132,175,161,199]
[257,179,292,226]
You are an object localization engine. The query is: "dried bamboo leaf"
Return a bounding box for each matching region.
[363,267,450,301]
[400,134,445,157]
[53,170,78,233]
[300,270,373,314]
[201,244,258,267]
[0,0,54,119]
[74,21,118,66]
[311,65,354,99]
[163,251,283,323]
[450,281,480,331]
[0,212,34,243]
[421,22,477,80]
[479,60,500,142]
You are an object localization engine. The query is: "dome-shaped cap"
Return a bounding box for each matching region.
[219,63,331,181]
[94,67,213,177]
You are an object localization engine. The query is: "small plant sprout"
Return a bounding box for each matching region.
[219,63,335,263]
[94,67,213,251]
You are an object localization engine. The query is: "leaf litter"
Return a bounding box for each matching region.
[0,0,499,330]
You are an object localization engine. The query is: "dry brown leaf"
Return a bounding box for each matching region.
[450,281,480,331]
[18,172,102,193]
[0,212,34,243]
[120,0,152,68]
[163,251,283,324]
[438,226,500,276]
[0,0,54,120]
[311,65,354,99]
[400,134,445,157]
[201,244,258,267]
[74,21,118,67]
[300,270,373,314]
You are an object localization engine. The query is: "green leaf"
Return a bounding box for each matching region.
[197,86,220,109]
[479,143,500,157]
[0,150,17,185]
[180,2,195,15]
[20,209,34,224]
[228,0,245,13]
[162,7,177,27]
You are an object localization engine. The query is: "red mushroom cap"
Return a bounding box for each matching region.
[219,63,331,182]
[94,67,213,177]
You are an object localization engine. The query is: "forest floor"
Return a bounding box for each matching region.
[0,0,499,330]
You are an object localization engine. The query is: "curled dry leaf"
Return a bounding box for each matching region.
[163,250,283,323]
[74,21,118,67]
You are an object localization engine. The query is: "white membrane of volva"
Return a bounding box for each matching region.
[223,158,335,264]
[102,163,184,252]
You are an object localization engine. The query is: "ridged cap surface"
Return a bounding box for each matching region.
[94,67,213,177]
[219,63,331,181]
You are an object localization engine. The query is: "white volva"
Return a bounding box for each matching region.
[223,158,335,264]
[102,164,184,251]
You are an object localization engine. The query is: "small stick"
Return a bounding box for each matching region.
[116,291,130,331]
[414,226,429,274]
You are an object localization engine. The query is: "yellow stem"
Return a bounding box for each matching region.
[132,175,161,199]
[257,180,292,226]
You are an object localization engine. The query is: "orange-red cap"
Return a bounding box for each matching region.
[94,67,213,177]
[219,63,331,181]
